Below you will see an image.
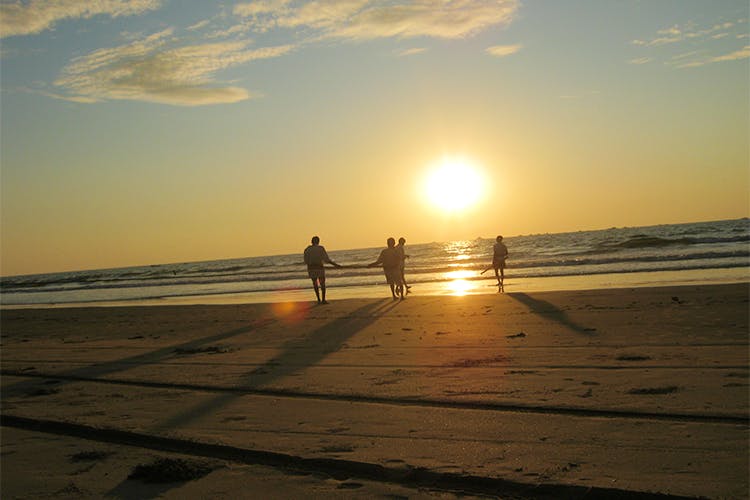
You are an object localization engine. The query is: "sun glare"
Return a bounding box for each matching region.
[424,157,484,213]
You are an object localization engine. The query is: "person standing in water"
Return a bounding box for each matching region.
[492,235,509,292]
[368,237,404,300]
[303,236,342,304]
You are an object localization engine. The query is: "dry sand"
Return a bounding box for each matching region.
[1,283,748,498]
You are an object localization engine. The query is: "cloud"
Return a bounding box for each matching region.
[12,1,520,106]
[234,0,519,40]
[234,0,293,18]
[631,18,748,69]
[485,43,522,57]
[187,20,211,32]
[394,47,427,57]
[631,19,742,47]
[628,57,652,65]
[0,0,162,38]
[674,45,750,68]
[712,45,750,63]
[54,30,294,106]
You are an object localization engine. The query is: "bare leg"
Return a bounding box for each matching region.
[311,279,321,303]
[320,277,328,304]
[494,267,503,293]
[401,268,410,292]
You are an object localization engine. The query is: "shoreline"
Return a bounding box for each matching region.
[2,267,747,309]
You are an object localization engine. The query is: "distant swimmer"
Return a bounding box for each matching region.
[492,235,508,292]
[395,237,411,295]
[368,237,405,300]
[303,236,342,304]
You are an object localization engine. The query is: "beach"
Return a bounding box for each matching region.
[1,283,748,498]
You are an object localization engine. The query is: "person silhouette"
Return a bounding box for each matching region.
[492,235,508,292]
[395,237,411,295]
[368,237,404,300]
[303,236,342,304]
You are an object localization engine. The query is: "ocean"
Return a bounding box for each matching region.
[1,218,748,307]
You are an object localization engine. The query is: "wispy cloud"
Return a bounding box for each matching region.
[53,29,294,106]
[10,1,520,106]
[0,0,162,38]
[234,0,519,40]
[632,21,740,47]
[485,43,522,57]
[674,45,750,68]
[712,45,750,63]
[631,18,748,69]
[394,47,427,57]
[628,57,652,65]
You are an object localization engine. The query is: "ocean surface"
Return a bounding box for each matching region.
[1,218,748,307]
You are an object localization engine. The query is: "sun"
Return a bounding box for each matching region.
[424,157,484,213]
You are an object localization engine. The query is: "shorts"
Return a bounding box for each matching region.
[308,267,325,281]
[384,267,402,285]
[493,258,506,269]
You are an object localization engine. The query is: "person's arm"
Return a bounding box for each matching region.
[322,248,342,268]
[368,251,384,268]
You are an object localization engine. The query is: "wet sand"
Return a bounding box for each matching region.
[1,283,748,498]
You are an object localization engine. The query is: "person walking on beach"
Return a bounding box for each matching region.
[303,236,342,304]
[492,235,509,292]
[368,237,405,300]
[395,237,411,295]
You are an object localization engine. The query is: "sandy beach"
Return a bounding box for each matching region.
[1,283,748,498]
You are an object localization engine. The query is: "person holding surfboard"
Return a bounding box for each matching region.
[303,236,342,304]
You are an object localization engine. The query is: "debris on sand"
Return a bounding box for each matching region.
[128,457,221,483]
[628,386,679,395]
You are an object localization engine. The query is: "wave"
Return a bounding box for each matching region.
[597,234,749,250]
[2,218,747,304]
[3,260,748,306]
[3,253,747,296]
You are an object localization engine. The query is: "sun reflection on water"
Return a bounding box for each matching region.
[447,279,473,296]
[444,270,479,296]
[445,270,474,280]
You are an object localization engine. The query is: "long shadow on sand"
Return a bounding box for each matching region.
[1,317,274,397]
[506,292,596,336]
[155,298,399,430]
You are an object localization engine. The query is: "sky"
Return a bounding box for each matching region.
[1,0,748,276]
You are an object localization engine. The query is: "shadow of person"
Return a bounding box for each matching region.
[155,298,398,430]
[1,319,273,399]
[107,478,177,500]
[506,292,596,336]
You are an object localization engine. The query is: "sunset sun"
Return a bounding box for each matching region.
[424,157,485,213]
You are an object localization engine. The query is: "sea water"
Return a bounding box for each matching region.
[1,218,748,306]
